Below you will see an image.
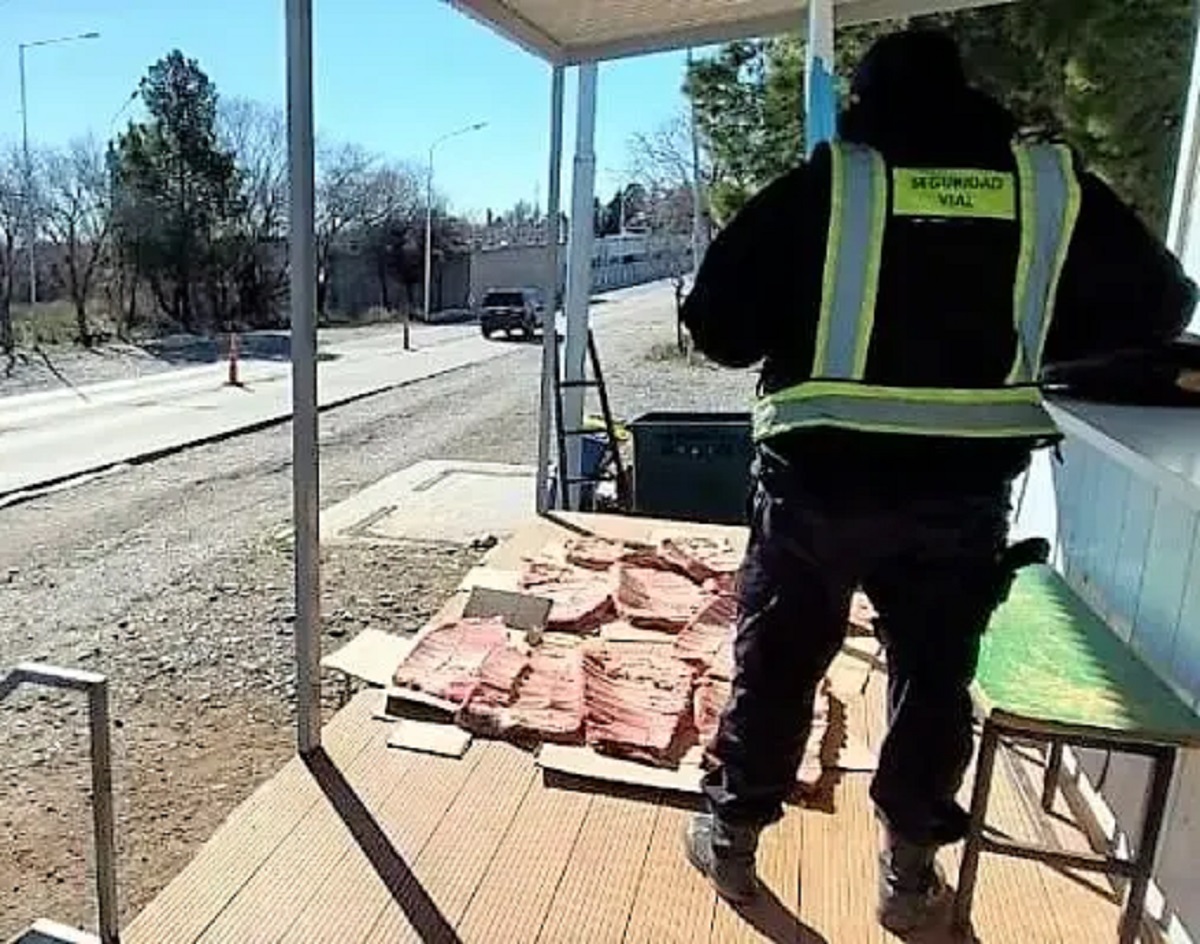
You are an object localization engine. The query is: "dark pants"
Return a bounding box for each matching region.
[701,464,1011,847]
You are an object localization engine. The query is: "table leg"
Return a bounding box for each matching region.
[954,718,1001,933]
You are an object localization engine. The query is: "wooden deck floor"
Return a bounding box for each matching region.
[123,672,1141,944]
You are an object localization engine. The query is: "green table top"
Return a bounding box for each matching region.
[978,566,1200,746]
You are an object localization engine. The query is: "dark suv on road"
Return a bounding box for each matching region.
[479,288,544,340]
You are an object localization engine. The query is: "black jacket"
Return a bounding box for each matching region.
[683,89,1196,497]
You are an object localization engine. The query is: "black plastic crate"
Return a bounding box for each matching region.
[629,412,753,525]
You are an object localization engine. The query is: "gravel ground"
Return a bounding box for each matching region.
[0,285,754,937]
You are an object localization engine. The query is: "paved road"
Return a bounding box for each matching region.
[0,319,502,499]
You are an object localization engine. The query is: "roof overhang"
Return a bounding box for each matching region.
[445,0,1014,64]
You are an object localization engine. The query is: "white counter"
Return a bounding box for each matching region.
[1049,398,1200,511]
[1038,397,1200,943]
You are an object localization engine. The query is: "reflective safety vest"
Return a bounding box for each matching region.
[753,141,1082,443]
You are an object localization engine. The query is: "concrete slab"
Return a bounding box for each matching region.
[321,460,536,546]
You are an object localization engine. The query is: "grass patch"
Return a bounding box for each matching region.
[10,300,117,347]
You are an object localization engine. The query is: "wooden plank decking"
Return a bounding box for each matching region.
[123,676,1142,944]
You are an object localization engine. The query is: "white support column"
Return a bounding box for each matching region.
[537,64,566,514]
[1168,10,1200,332]
[285,0,321,754]
[563,62,598,510]
[805,0,837,157]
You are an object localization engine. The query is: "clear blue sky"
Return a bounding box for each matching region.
[0,0,693,216]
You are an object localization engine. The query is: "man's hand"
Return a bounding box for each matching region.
[1177,369,1200,393]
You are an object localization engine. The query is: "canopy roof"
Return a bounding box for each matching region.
[447,0,1009,63]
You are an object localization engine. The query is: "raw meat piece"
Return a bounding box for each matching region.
[849,591,878,632]
[507,645,585,741]
[458,642,585,743]
[563,537,653,571]
[613,563,711,632]
[519,559,614,633]
[520,559,577,589]
[582,642,697,767]
[674,596,738,668]
[392,617,508,705]
[518,561,609,633]
[693,673,731,750]
[460,645,529,723]
[658,535,742,585]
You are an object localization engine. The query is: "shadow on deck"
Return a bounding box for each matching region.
[119,674,1137,944]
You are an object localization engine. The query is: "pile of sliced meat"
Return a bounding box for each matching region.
[391,532,873,774]
[391,616,508,704]
[613,563,710,632]
[582,641,698,767]
[519,560,614,633]
[657,535,741,593]
[458,641,585,743]
[673,595,737,668]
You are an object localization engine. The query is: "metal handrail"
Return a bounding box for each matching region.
[1,663,120,944]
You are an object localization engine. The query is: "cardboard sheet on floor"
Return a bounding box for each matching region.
[459,566,522,594]
[320,629,414,688]
[537,743,705,794]
[387,719,472,758]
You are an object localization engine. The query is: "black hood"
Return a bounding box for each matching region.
[838,29,1019,157]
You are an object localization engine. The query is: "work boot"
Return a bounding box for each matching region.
[877,834,950,935]
[684,812,761,904]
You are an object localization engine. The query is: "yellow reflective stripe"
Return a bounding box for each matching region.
[892,168,1016,220]
[753,382,1060,441]
[812,143,844,377]
[852,149,887,377]
[1009,145,1037,383]
[1037,145,1081,368]
[765,380,1044,406]
[756,417,1057,440]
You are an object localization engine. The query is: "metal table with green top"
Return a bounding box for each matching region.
[954,563,1200,943]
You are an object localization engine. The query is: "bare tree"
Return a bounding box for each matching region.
[315,143,375,318]
[629,114,699,194]
[219,98,289,325]
[0,147,24,367]
[315,144,423,318]
[629,112,717,239]
[39,137,113,345]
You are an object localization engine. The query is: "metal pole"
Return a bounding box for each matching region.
[422,147,434,332]
[89,678,120,944]
[286,0,321,755]
[563,63,598,511]
[805,0,838,157]
[686,47,704,275]
[3,663,120,943]
[537,65,565,514]
[19,44,36,309]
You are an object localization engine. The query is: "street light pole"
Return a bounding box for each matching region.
[19,44,33,308]
[18,30,100,311]
[421,121,486,343]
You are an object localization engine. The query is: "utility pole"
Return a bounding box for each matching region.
[18,31,101,310]
[422,121,487,344]
[687,47,704,276]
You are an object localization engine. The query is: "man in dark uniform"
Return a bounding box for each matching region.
[681,29,1195,933]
